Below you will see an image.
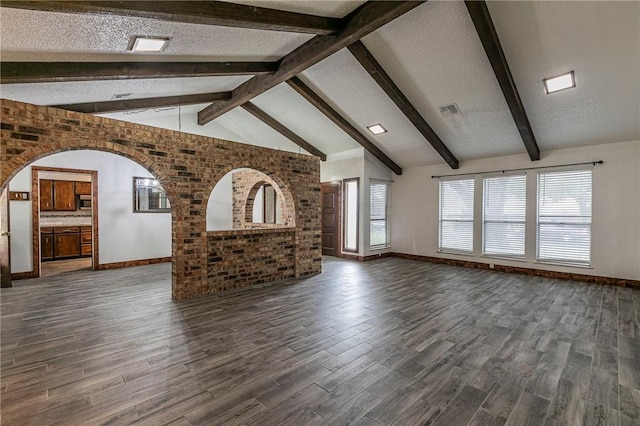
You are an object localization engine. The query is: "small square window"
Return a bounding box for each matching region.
[133,177,170,213]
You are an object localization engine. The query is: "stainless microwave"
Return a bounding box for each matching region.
[79,195,92,210]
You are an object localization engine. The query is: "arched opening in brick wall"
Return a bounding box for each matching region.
[203,167,301,293]
[205,168,295,231]
[1,146,177,294]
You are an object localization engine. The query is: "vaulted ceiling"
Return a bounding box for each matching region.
[1,1,638,175]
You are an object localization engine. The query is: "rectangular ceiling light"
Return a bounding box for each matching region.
[367,124,387,135]
[131,37,170,53]
[543,71,575,94]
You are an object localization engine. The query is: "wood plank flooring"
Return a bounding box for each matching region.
[41,258,92,278]
[2,256,639,425]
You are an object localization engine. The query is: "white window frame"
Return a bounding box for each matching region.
[482,173,527,258]
[369,180,390,250]
[438,177,474,254]
[536,169,592,266]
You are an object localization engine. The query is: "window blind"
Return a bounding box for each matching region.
[439,179,474,253]
[483,175,526,257]
[537,170,592,264]
[370,182,389,248]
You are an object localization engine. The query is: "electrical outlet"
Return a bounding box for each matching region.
[489,263,495,269]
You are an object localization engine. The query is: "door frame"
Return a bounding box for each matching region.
[30,166,99,278]
[0,190,11,288]
[321,181,342,257]
[342,177,360,254]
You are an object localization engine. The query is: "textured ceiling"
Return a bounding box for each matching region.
[301,48,447,167]
[226,0,366,18]
[0,7,312,61]
[488,0,640,151]
[1,1,638,170]
[99,103,313,156]
[0,76,252,105]
[251,83,361,155]
[361,0,527,162]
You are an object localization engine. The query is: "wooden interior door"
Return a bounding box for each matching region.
[321,182,341,257]
[0,190,11,288]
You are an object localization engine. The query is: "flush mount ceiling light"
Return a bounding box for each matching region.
[367,124,387,135]
[543,71,575,94]
[130,36,170,53]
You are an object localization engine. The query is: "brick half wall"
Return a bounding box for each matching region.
[207,228,296,292]
[1,99,322,300]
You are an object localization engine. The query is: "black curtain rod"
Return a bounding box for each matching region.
[431,161,603,179]
[370,178,395,183]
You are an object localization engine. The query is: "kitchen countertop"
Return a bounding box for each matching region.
[40,217,92,227]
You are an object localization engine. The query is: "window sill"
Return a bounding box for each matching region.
[370,245,390,251]
[535,260,593,269]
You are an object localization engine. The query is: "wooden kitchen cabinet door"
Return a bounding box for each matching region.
[53,181,76,211]
[54,233,80,258]
[75,181,91,195]
[41,234,54,260]
[40,180,54,211]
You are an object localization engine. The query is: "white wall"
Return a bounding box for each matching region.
[391,140,640,280]
[7,169,32,273]
[8,150,172,272]
[206,172,233,231]
[252,187,264,223]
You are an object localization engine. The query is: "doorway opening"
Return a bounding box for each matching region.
[4,149,173,288]
[35,167,97,277]
[0,190,10,288]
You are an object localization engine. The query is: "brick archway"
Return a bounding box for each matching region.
[1,100,321,300]
[232,169,296,229]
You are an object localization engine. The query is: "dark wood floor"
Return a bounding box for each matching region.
[1,257,639,425]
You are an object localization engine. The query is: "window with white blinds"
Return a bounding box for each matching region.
[537,169,592,264]
[483,175,526,257]
[439,179,474,253]
[370,182,389,249]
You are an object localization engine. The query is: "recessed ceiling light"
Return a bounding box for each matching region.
[131,36,170,53]
[367,124,387,135]
[543,71,575,94]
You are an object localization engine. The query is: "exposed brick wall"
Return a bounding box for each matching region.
[207,228,296,292]
[231,169,295,229]
[0,99,321,300]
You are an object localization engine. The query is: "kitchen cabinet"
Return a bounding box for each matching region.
[40,180,54,211]
[41,228,54,260]
[53,181,76,211]
[75,182,91,195]
[81,226,92,257]
[41,226,92,261]
[53,227,80,258]
[40,180,78,211]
